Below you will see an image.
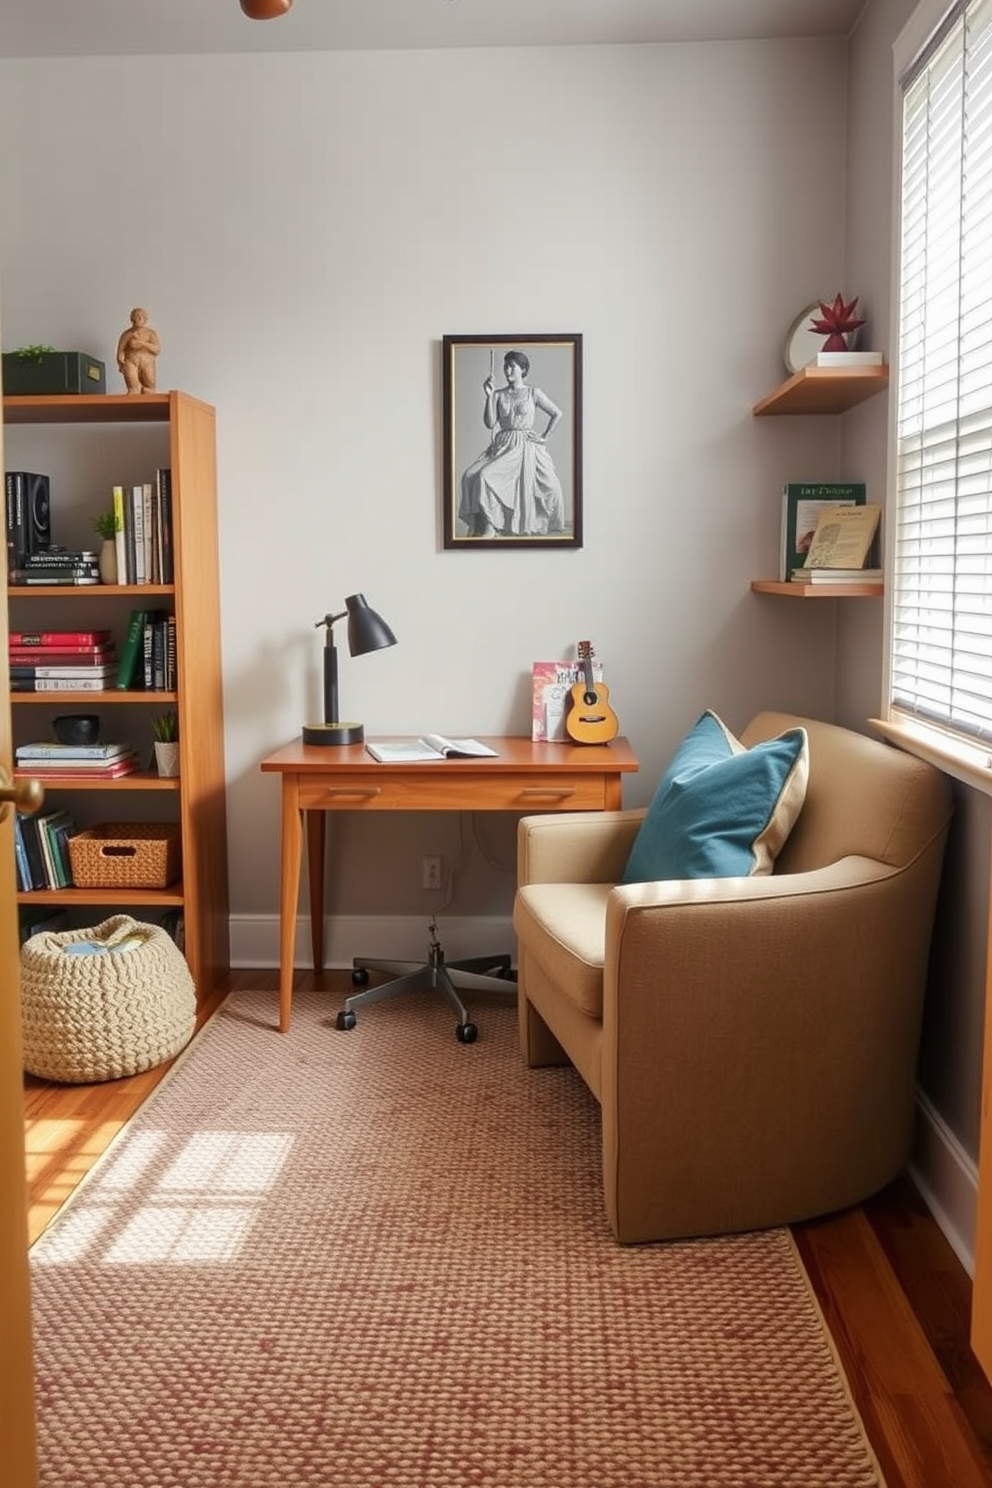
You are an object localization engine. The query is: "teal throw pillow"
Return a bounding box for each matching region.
[621,710,809,883]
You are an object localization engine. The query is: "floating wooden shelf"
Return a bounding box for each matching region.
[751,580,884,598]
[752,365,889,416]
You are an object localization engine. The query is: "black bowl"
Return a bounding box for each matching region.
[53,714,100,747]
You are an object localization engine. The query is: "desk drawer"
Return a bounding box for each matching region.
[297,772,612,813]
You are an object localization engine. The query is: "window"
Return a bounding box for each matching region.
[891,0,992,749]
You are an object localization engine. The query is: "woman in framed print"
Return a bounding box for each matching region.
[460,348,565,537]
[442,334,582,550]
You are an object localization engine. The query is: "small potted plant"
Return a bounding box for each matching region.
[152,710,180,777]
[92,509,119,584]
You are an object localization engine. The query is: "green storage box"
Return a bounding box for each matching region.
[2,351,106,395]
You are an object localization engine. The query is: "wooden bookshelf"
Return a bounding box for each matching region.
[5,390,230,1002]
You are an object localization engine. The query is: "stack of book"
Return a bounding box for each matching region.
[9,628,118,693]
[790,567,884,585]
[9,548,100,586]
[15,741,139,779]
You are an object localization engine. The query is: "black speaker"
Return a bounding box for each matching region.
[24,472,51,553]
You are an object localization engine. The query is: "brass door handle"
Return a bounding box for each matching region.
[0,766,45,822]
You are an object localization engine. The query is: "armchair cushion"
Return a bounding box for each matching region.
[621,709,809,884]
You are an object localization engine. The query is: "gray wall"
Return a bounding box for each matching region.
[1,8,984,1264]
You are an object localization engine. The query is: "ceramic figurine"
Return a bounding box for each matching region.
[116,307,160,393]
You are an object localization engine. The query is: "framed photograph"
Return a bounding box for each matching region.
[442,333,582,550]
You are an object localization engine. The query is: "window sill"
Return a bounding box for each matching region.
[869,715,992,797]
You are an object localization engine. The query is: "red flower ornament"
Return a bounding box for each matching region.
[809,294,866,352]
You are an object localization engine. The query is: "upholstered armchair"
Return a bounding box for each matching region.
[513,711,953,1244]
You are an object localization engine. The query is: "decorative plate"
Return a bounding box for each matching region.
[783,302,826,375]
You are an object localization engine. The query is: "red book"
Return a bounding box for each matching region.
[9,648,115,665]
[14,755,140,780]
[8,630,112,647]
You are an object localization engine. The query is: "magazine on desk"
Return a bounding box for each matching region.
[365,734,499,764]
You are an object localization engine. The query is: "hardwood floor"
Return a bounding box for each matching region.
[23,967,992,1488]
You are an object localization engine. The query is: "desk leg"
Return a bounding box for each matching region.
[306,810,327,973]
[279,775,303,1033]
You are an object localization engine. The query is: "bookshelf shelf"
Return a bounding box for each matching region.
[752,364,889,416]
[5,390,230,1002]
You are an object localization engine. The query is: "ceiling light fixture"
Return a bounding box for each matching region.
[240,0,293,19]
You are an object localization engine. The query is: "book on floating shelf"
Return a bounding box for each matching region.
[365,735,498,763]
[790,567,884,585]
[804,503,882,571]
[780,483,866,581]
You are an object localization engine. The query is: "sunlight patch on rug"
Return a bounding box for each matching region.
[30,986,884,1488]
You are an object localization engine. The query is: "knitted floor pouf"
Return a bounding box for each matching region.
[20,914,197,1083]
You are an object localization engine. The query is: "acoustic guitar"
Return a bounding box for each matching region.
[565,641,619,745]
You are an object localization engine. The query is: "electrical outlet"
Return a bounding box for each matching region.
[422,855,442,891]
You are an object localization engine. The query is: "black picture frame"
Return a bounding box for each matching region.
[442,333,583,550]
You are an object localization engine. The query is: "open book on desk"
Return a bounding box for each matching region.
[365,734,499,763]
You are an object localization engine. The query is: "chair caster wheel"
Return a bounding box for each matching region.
[456,1022,478,1044]
[351,967,370,986]
[336,1010,357,1031]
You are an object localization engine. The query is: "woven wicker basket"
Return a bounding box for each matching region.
[20,915,196,1083]
[67,823,181,889]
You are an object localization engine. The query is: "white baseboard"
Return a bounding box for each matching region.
[910,1086,978,1278]
[230,912,517,971]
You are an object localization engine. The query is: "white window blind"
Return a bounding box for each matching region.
[892,0,992,744]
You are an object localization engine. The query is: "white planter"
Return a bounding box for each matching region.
[98,538,118,585]
[154,741,180,778]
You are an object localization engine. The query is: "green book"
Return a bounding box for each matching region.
[779,483,867,581]
[115,608,148,689]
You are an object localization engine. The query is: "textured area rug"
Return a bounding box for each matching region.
[30,987,883,1488]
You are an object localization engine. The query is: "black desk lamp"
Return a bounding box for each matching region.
[302,593,397,746]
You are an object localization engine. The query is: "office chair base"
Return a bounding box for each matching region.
[336,930,515,1043]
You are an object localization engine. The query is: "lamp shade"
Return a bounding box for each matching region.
[345,594,397,657]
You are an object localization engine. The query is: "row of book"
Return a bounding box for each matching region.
[7,613,175,692]
[112,470,173,585]
[118,608,177,691]
[14,808,78,891]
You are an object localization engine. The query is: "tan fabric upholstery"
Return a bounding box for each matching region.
[513,713,953,1244]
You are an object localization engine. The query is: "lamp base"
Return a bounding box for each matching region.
[302,720,365,746]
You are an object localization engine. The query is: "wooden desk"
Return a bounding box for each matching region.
[260,735,639,1030]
